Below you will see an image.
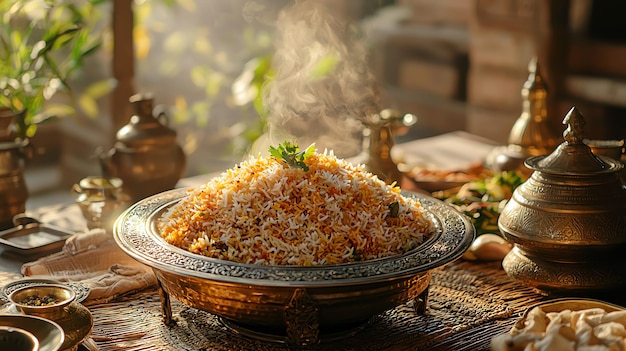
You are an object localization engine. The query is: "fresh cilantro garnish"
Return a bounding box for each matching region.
[269,141,316,171]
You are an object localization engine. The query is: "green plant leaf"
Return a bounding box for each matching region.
[79,40,101,58]
[83,79,116,99]
[25,124,37,138]
[269,141,316,171]
[10,31,22,50]
[70,30,88,59]
[78,94,98,118]
[42,55,70,91]
[44,25,80,51]
[43,103,76,118]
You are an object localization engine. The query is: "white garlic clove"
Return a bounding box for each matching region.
[464,233,512,262]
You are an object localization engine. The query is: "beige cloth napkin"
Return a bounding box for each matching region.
[21,229,157,306]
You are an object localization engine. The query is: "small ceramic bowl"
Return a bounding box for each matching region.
[491,298,626,351]
[0,325,39,351]
[8,284,76,320]
[513,298,625,331]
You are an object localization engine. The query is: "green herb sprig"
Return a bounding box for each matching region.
[269,141,316,171]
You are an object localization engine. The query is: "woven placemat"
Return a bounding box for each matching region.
[76,260,545,351]
[0,261,544,350]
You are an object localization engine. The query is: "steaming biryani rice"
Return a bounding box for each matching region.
[158,150,434,266]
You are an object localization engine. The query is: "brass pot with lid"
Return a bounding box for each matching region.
[498,106,626,294]
[101,93,186,202]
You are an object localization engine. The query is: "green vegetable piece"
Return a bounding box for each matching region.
[388,201,400,218]
[269,141,316,171]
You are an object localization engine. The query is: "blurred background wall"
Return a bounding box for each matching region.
[25,0,626,204]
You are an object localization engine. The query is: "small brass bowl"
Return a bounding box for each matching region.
[0,326,39,351]
[9,284,76,320]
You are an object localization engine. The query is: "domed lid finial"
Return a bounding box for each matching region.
[562,106,585,145]
[526,106,622,174]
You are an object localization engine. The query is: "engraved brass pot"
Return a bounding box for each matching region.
[499,107,626,294]
[113,188,474,345]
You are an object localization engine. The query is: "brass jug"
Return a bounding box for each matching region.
[0,108,29,230]
[498,107,626,294]
[101,94,186,202]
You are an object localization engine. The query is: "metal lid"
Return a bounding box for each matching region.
[525,107,623,175]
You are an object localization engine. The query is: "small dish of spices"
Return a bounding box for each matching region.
[8,284,76,320]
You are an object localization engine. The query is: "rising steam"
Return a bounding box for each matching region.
[254,0,381,158]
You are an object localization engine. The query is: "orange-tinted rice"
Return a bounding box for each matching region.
[158,151,433,265]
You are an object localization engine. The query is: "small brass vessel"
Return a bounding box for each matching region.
[73,176,130,232]
[499,107,626,294]
[361,109,416,185]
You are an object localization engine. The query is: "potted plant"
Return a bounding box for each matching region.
[0,0,106,228]
[0,0,106,139]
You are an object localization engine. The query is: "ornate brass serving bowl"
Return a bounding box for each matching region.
[113,188,474,344]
